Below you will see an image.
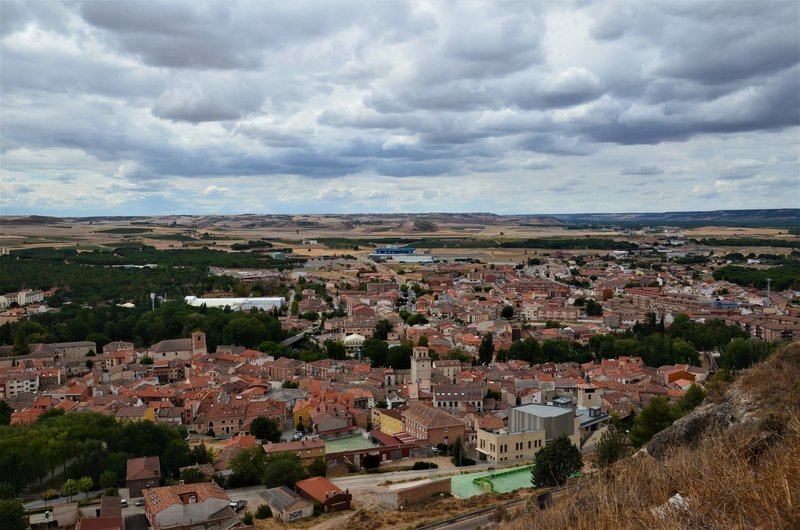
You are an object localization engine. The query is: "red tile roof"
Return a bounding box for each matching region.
[294,476,343,502]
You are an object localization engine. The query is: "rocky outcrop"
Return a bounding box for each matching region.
[647,342,800,460]
[647,387,759,459]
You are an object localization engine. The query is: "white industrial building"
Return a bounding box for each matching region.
[184,295,285,311]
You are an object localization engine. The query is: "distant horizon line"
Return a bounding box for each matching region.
[2,207,799,218]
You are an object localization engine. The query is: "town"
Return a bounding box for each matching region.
[0,213,797,530]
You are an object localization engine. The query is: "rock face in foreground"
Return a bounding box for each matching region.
[647,342,800,460]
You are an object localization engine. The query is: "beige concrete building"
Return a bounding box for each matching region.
[477,429,546,463]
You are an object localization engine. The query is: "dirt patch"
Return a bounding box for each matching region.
[344,490,526,530]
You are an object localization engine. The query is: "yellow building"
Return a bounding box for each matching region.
[379,408,405,435]
[293,401,314,432]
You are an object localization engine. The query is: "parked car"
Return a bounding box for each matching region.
[120,499,128,508]
[135,499,145,507]
[292,431,303,440]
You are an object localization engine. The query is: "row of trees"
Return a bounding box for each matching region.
[1,301,287,352]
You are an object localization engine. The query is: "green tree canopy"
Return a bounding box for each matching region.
[228,447,266,487]
[308,458,327,477]
[249,417,282,443]
[478,333,494,365]
[374,319,393,340]
[532,435,582,487]
[677,384,707,414]
[0,401,11,426]
[262,453,305,488]
[363,339,389,367]
[629,396,680,447]
[0,499,26,530]
[323,339,347,360]
[594,428,629,469]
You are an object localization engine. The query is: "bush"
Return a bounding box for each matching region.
[241,511,254,525]
[255,504,272,519]
[412,461,439,470]
[594,427,629,469]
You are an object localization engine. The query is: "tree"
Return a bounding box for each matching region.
[532,435,582,487]
[500,305,514,319]
[229,447,266,487]
[0,400,11,425]
[250,417,282,443]
[0,482,15,499]
[360,453,379,469]
[629,396,679,447]
[450,436,474,467]
[11,330,29,357]
[308,457,327,477]
[190,443,213,465]
[0,499,26,530]
[180,467,207,484]
[77,476,93,499]
[62,478,79,501]
[406,314,428,326]
[374,319,393,340]
[100,470,117,490]
[677,384,707,414]
[323,339,346,360]
[282,380,299,389]
[594,428,629,469]
[585,299,603,316]
[417,335,429,347]
[262,453,305,488]
[363,339,389,367]
[478,333,494,365]
[386,342,413,369]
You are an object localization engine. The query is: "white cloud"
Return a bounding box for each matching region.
[0,0,797,215]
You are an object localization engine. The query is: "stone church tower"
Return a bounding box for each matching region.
[410,346,432,384]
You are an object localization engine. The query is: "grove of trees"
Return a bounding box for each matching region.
[0,411,192,496]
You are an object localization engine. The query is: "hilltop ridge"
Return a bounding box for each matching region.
[501,342,800,529]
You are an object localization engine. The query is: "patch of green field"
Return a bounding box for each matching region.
[97,227,153,234]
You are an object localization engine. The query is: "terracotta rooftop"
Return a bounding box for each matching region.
[126,456,160,481]
[143,481,231,515]
[294,476,344,502]
[401,403,465,428]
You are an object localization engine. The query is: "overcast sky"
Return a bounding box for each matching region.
[1,1,798,216]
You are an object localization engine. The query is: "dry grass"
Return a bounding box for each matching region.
[502,343,800,530]
[342,490,521,530]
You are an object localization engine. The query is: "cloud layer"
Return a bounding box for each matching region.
[1,0,798,215]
